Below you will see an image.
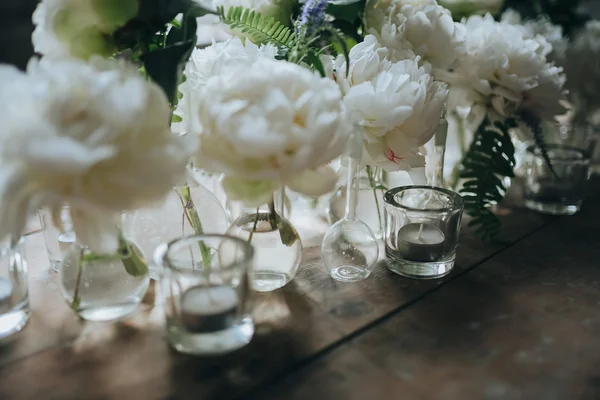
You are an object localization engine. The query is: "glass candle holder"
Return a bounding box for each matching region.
[155,234,255,356]
[0,238,29,341]
[524,144,591,215]
[383,186,464,279]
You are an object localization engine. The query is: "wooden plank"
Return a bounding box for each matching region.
[0,179,560,399]
[253,196,600,400]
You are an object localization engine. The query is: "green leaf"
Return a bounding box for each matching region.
[120,239,149,277]
[306,51,326,77]
[218,6,296,48]
[140,14,197,104]
[458,117,516,243]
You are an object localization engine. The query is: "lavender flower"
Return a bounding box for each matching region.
[296,0,328,36]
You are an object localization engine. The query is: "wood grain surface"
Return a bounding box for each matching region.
[1,178,596,400]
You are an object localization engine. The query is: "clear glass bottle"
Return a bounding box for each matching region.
[328,166,386,238]
[0,238,29,341]
[225,193,302,292]
[58,241,150,322]
[122,173,229,280]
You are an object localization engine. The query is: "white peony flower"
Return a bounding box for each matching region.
[186,58,346,205]
[32,0,138,60]
[175,37,278,133]
[440,13,566,131]
[184,37,278,92]
[565,20,600,115]
[334,35,391,95]
[0,58,191,252]
[365,0,467,71]
[501,9,567,65]
[338,37,449,171]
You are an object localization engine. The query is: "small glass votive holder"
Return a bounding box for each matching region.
[0,238,30,341]
[154,234,255,356]
[38,207,76,271]
[524,144,591,215]
[383,186,464,279]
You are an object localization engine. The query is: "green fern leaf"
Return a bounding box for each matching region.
[218,6,296,49]
[459,117,516,243]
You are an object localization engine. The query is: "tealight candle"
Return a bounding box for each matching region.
[181,286,238,333]
[0,277,13,314]
[397,223,445,262]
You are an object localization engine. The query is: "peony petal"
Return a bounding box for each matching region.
[69,207,120,254]
[286,166,338,197]
[221,177,276,207]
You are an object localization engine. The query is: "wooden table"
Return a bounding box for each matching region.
[1,179,599,400]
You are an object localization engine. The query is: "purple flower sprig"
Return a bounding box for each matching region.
[296,0,328,37]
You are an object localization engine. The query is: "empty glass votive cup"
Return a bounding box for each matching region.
[383,186,464,279]
[524,144,591,215]
[155,234,255,356]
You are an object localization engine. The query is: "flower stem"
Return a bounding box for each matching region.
[71,248,84,311]
[176,185,212,272]
[248,207,260,243]
[366,166,383,233]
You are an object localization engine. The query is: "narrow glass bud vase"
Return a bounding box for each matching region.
[58,239,150,321]
[225,194,302,292]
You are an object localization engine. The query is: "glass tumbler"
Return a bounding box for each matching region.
[524,145,591,215]
[384,186,464,279]
[155,234,255,356]
[0,238,29,341]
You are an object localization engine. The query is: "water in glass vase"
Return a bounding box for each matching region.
[59,245,150,322]
[226,211,302,292]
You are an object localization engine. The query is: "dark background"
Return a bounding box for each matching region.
[0,1,38,69]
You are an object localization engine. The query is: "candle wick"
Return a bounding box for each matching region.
[416,224,424,242]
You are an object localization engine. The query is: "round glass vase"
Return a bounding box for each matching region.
[329,166,386,238]
[58,242,150,322]
[225,195,302,292]
[122,177,229,280]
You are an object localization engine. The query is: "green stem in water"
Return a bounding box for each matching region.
[71,248,84,311]
[366,166,383,233]
[247,207,260,243]
[176,185,212,272]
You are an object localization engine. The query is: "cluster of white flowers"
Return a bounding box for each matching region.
[186,57,346,205]
[438,13,566,132]
[0,58,190,252]
[365,0,467,72]
[32,0,138,60]
[335,35,449,171]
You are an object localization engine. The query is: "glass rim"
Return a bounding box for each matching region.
[526,144,591,163]
[154,233,254,273]
[384,185,464,213]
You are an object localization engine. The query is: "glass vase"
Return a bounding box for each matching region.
[58,241,150,322]
[0,238,29,341]
[122,177,229,280]
[225,194,302,292]
[328,166,386,238]
[38,206,76,272]
[155,234,254,355]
